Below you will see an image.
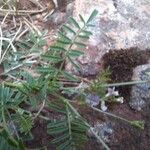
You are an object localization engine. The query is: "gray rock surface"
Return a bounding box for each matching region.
[73,0,150,63]
[42,0,150,52]
[74,0,150,49]
[129,64,150,111]
[92,122,114,143]
[47,0,150,77]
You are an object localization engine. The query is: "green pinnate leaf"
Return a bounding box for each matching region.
[68,57,81,71]
[63,71,79,82]
[79,14,85,24]
[50,46,66,52]
[74,42,86,49]
[87,9,98,23]
[58,31,72,42]
[81,30,92,36]
[51,133,70,144]
[68,50,84,57]
[78,35,90,39]
[42,55,63,62]
[57,40,71,45]
[69,17,80,29]
[48,127,69,135]
[62,25,76,35]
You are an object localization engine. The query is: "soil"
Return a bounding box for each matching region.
[109,104,150,150]
[25,119,55,150]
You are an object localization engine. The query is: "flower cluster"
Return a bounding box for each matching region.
[86,87,124,111]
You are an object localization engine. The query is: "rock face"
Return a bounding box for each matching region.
[72,0,150,63]
[47,0,150,77]
[129,64,150,111]
[74,0,150,49]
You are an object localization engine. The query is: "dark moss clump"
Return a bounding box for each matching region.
[102,47,150,98]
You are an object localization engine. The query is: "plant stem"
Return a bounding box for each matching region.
[57,95,110,150]
[90,127,110,150]
[53,22,87,80]
[0,8,46,16]
[91,106,130,124]
[66,105,72,142]
[33,99,46,119]
[102,80,150,87]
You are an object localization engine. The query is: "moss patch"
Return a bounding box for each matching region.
[102,48,150,98]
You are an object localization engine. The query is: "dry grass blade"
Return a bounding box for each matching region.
[0,27,2,60]
[16,28,29,41]
[23,17,41,35]
[0,21,22,63]
[0,8,47,16]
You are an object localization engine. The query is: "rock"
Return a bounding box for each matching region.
[129,64,150,111]
[45,10,67,26]
[89,122,114,143]
[78,0,150,49]
[72,0,150,64]
[65,0,150,76]
[77,63,100,77]
[44,0,74,26]
[86,93,100,107]
[46,0,150,78]
[65,46,102,77]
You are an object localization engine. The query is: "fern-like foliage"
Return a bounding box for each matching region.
[16,32,47,53]
[0,86,26,149]
[47,101,88,150]
[39,11,99,149]
[38,10,98,97]
[13,111,33,134]
[39,10,98,73]
[0,9,114,150]
[0,135,20,150]
[89,68,111,97]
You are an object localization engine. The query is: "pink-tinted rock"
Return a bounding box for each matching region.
[45,0,150,77]
[72,0,150,63]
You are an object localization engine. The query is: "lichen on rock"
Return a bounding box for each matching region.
[130,64,150,111]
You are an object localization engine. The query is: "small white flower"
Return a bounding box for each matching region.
[101,101,107,111]
[105,87,119,97]
[116,97,124,103]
